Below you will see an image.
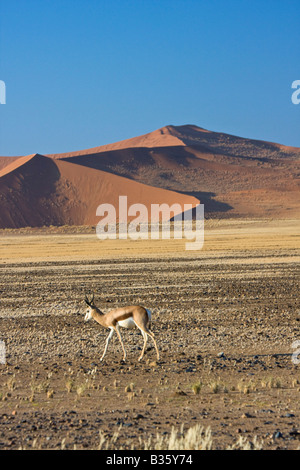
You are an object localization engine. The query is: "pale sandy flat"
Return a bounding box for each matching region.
[1,218,299,263]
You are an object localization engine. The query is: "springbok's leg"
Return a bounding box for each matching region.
[100,328,114,361]
[138,330,147,361]
[115,324,127,361]
[147,329,160,360]
[137,325,160,361]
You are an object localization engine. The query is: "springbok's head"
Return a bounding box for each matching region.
[84,294,95,321]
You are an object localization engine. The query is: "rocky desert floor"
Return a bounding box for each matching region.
[0,219,299,450]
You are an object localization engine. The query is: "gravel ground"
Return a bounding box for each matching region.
[0,250,299,449]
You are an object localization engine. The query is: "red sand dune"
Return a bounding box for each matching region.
[0,152,199,229]
[49,124,300,219]
[0,124,299,228]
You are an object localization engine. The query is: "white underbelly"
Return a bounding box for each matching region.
[118,317,136,329]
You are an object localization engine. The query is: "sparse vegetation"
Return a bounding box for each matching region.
[261,376,282,389]
[65,378,74,393]
[97,423,265,451]
[209,380,228,394]
[191,381,203,395]
[227,435,264,451]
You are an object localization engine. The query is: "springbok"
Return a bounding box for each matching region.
[84,294,160,362]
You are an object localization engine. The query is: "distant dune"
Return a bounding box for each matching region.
[0,124,299,228]
[0,152,199,229]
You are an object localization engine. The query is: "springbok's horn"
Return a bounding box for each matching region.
[85,294,91,306]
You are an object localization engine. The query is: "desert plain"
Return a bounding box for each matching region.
[0,218,299,450]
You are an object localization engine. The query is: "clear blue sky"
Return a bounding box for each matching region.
[0,0,299,156]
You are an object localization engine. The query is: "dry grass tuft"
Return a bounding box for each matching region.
[227,435,264,450]
[97,423,264,450]
[191,381,203,395]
